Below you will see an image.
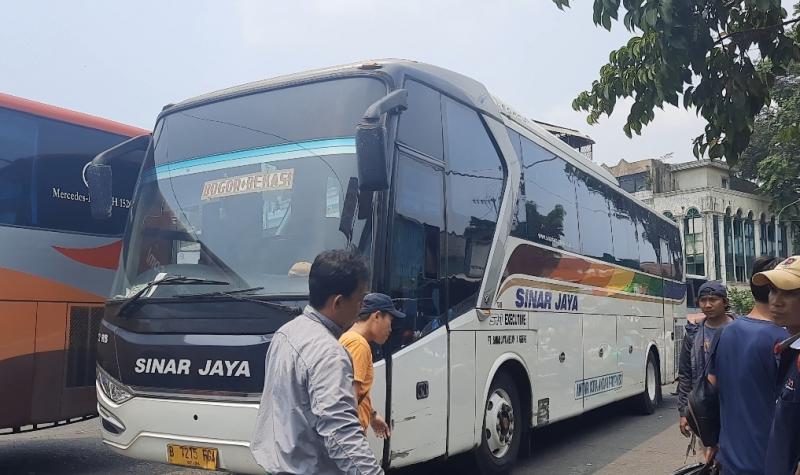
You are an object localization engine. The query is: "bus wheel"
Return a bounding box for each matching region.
[476,372,522,474]
[634,351,661,415]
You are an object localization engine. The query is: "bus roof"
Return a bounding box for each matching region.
[0,92,149,137]
[162,59,502,121]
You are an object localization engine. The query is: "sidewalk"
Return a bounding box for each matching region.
[519,383,706,475]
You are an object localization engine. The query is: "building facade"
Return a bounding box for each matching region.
[605,158,795,285]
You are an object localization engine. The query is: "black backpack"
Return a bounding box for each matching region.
[686,325,726,447]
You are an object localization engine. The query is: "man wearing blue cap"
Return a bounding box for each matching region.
[677,281,733,440]
[340,293,406,438]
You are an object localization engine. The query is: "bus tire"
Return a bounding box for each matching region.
[475,372,523,475]
[634,351,661,415]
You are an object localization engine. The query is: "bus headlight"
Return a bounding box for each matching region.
[97,366,133,404]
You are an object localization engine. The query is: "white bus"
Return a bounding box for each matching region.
[89,60,685,474]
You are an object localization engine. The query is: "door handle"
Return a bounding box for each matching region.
[416,381,429,400]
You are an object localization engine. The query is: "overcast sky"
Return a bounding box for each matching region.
[1,1,792,165]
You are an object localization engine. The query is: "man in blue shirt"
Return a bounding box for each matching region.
[707,256,787,474]
[753,256,800,475]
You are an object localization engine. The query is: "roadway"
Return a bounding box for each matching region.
[0,384,701,474]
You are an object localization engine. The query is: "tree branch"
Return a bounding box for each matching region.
[714,17,800,45]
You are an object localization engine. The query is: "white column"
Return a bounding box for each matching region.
[677,215,686,278]
[704,212,714,279]
[718,215,728,285]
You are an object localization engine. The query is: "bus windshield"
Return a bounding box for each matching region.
[112,77,386,300]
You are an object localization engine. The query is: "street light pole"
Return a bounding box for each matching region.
[775,197,800,257]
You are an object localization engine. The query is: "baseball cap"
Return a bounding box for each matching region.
[360,293,406,319]
[698,281,727,299]
[752,256,800,290]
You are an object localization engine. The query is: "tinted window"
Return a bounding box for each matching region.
[637,213,660,275]
[609,195,640,269]
[670,227,684,281]
[0,107,140,235]
[512,137,580,253]
[386,152,445,353]
[659,238,672,278]
[0,108,35,226]
[155,77,387,165]
[444,99,504,317]
[618,172,648,193]
[574,170,614,262]
[397,80,444,160]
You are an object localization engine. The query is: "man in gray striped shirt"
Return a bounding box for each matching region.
[251,250,382,475]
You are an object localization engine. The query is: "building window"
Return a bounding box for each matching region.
[760,214,768,255]
[684,208,705,276]
[663,211,675,222]
[618,172,649,193]
[722,178,728,189]
[779,223,788,258]
[768,218,776,256]
[713,215,721,280]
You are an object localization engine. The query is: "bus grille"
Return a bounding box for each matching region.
[66,306,103,387]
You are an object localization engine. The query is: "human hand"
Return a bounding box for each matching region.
[704,445,718,464]
[679,416,692,437]
[371,412,391,439]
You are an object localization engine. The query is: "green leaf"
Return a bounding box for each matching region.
[709,143,724,159]
[644,8,658,28]
[601,12,613,30]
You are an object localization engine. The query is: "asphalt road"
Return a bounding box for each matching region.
[0,384,699,475]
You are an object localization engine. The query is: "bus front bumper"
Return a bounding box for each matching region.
[96,383,263,474]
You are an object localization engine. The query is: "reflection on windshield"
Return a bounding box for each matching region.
[114,147,372,299]
[112,77,387,300]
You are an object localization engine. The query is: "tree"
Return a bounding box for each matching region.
[735,59,800,245]
[727,285,755,314]
[738,61,800,205]
[552,0,800,166]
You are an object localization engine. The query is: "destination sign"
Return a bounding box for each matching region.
[201,169,294,200]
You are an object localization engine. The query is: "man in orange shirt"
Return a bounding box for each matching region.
[340,293,405,438]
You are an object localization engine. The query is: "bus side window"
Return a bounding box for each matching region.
[443,99,505,319]
[574,169,614,263]
[0,108,36,226]
[385,152,445,356]
[397,80,444,161]
[511,137,581,254]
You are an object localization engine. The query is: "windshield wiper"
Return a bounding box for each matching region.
[175,288,302,314]
[117,275,230,317]
[175,287,264,298]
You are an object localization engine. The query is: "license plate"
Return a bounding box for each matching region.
[167,444,219,470]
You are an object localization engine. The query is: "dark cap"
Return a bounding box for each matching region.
[360,293,406,319]
[698,281,727,299]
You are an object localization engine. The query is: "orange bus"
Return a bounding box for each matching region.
[0,93,147,433]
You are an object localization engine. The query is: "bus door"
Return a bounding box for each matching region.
[383,151,448,467]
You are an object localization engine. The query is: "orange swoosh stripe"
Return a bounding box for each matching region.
[52,240,122,270]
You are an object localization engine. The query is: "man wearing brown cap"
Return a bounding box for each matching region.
[752,256,800,475]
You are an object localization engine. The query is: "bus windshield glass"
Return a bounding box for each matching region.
[112,77,386,300]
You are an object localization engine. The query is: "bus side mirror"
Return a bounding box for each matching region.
[87,164,113,219]
[356,89,407,192]
[87,134,151,220]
